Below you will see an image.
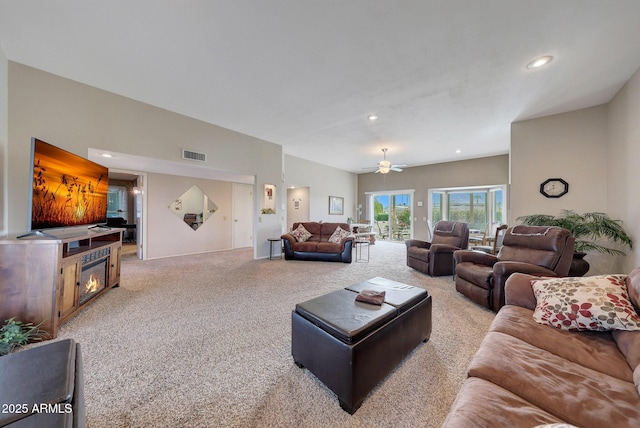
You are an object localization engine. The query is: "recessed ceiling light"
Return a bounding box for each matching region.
[368,114,378,121]
[455,149,462,154]
[101,153,113,158]
[527,55,553,69]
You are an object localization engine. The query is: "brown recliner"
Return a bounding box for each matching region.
[406,221,469,276]
[454,225,575,312]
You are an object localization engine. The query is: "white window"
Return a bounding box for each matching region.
[428,185,506,230]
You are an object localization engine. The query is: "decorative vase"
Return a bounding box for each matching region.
[568,252,590,277]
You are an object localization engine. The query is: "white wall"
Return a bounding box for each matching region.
[284,154,357,229]
[6,62,282,258]
[286,187,310,228]
[607,67,640,273]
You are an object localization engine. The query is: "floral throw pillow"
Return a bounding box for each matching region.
[291,224,312,242]
[328,226,351,243]
[532,275,640,332]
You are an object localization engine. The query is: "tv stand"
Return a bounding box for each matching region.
[88,224,111,230]
[16,230,59,239]
[0,228,123,339]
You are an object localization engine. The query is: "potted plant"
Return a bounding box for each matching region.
[516,210,633,276]
[0,318,46,356]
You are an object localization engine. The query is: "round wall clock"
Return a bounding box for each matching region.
[540,178,569,198]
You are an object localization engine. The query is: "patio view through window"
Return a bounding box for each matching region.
[368,192,413,242]
[430,186,505,233]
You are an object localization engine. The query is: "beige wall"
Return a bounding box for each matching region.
[147,173,233,259]
[511,96,640,275]
[0,47,7,236]
[607,67,640,273]
[6,63,283,258]
[284,154,358,229]
[358,155,509,240]
[511,105,609,223]
[511,106,611,274]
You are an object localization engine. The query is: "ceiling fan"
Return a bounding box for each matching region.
[367,148,407,174]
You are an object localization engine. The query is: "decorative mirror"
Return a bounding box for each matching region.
[168,185,218,230]
[261,184,276,214]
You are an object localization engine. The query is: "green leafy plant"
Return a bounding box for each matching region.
[375,213,388,222]
[516,210,633,255]
[0,318,46,356]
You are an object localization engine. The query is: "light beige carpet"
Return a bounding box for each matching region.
[51,241,494,427]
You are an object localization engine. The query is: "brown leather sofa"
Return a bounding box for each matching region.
[443,269,640,427]
[405,221,469,276]
[281,222,354,263]
[454,225,574,311]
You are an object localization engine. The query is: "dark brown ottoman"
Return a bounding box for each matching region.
[291,277,432,414]
[0,339,85,427]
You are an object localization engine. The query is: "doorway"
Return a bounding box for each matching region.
[367,190,414,242]
[107,171,146,259]
[232,183,254,248]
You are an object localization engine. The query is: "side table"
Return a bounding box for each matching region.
[268,238,282,260]
[354,239,369,263]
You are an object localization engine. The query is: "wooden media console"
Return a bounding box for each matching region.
[0,228,123,339]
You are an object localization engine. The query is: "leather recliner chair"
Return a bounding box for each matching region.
[454,225,575,312]
[406,221,470,276]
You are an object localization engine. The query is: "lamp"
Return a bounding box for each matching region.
[372,148,406,174]
[378,160,391,174]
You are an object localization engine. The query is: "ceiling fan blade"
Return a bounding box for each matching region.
[392,164,408,168]
[390,167,403,172]
[374,169,381,173]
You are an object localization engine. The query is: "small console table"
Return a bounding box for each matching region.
[354,239,369,262]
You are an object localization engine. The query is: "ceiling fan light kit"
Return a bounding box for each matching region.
[372,148,406,174]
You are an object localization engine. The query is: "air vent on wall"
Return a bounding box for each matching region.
[182,149,207,162]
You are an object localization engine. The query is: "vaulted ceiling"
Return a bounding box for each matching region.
[1,1,639,173]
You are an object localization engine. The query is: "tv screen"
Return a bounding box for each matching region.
[29,138,109,231]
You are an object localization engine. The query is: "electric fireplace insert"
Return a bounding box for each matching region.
[79,248,109,305]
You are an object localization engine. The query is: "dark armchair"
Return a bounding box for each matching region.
[406,221,469,276]
[454,225,575,311]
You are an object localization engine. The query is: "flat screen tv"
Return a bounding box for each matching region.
[27,138,109,232]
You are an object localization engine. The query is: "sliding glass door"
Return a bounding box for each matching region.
[368,191,413,242]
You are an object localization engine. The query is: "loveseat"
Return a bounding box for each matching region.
[443,268,640,427]
[281,222,354,263]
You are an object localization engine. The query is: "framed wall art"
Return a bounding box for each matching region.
[329,196,344,215]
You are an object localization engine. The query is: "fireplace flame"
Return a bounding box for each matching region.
[85,274,101,294]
